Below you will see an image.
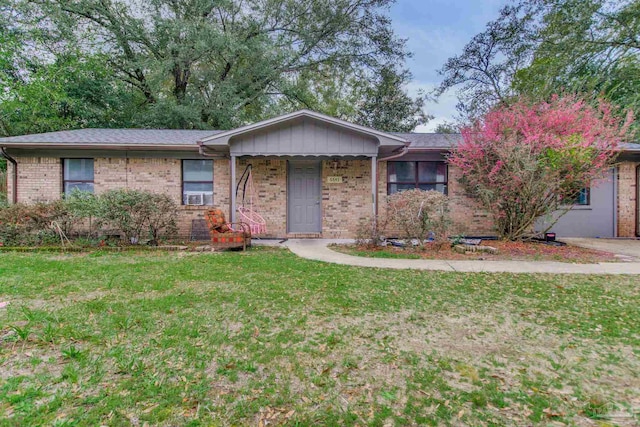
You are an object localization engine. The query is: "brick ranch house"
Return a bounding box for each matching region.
[1,110,639,239]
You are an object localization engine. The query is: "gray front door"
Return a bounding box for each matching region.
[288,160,322,233]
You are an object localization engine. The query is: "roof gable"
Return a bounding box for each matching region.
[198,110,408,148]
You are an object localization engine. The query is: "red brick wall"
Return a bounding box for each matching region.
[617,161,638,237]
[377,161,495,237]
[322,159,374,238]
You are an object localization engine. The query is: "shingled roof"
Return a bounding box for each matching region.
[1,128,638,152]
[0,128,461,149]
[0,129,222,146]
[394,133,461,149]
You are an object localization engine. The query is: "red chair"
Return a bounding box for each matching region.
[204,209,251,250]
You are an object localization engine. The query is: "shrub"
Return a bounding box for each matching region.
[0,201,70,246]
[96,189,178,244]
[146,193,178,244]
[355,215,388,248]
[64,190,103,237]
[386,189,451,248]
[0,190,179,247]
[449,95,633,240]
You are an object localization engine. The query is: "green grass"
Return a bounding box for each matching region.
[329,244,423,259]
[1,247,639,426]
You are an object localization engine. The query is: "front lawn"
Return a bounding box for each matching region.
[1,248,639,426]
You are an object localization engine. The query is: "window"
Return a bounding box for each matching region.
[387,161,448,194]
[571,187,590,206]
[63,158,94,194]
[182,159,213,205]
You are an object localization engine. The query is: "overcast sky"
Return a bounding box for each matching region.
[389,0,509,131]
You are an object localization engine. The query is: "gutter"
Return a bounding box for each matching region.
[197,141,229,159]
[1,147,17,204]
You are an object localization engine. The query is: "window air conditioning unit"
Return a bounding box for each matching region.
[186,193,205,206]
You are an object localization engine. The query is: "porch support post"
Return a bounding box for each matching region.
[371,155,377,219]
[230,155,237,223]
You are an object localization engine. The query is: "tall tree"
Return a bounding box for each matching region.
[435,5,536,120]
[514,0,640,129]
[6,0,422,130]
[355,65,430,132]
[437,0,639,129]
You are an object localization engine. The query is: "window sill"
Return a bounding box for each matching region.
[180,205,215,211]
[560,205,592,211]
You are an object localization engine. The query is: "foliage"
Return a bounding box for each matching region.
[0,200,70,246]
[145,193,178,244]
[437,0,639,130]
[4,0,424,131]
[386,189,451,247]
[0,51,140,136]
[436,5,535,120]
[433,121,460,134]
[355,65,431,132]
[354,215,389,248]
[448,95,632,240]
[96,190,178,244]
[0,190,178,246]
[513,0,640,132]
[63,190,103,237]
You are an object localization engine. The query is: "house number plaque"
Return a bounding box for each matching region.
[326,176,343,183]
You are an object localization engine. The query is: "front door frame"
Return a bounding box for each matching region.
[287,159,322,234]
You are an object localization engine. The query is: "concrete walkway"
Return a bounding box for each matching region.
[254,239,640,274]
[562,237,640,259]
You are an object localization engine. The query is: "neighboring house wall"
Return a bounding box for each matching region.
[618,161,639,237]
[537,170,616,238]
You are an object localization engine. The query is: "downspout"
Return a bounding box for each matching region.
[1,147,17,204]
[374,145,409,216]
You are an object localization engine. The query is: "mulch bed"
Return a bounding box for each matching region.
[341,240,624,263]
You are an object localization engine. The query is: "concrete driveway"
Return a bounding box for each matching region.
[562,238,640,259]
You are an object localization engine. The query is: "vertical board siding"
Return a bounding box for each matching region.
[230,117,378,156]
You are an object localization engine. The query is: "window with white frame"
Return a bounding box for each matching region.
[387,161,448,194]
[63,158,94,194]
[182,159,213,205]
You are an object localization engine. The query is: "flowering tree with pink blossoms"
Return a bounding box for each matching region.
[449,96,633,240]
